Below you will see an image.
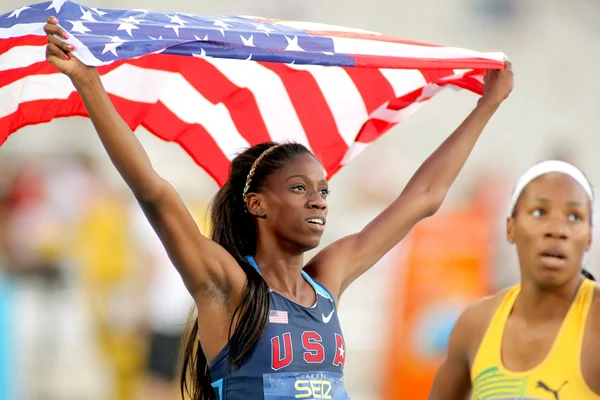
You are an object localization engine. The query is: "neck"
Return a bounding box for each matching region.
[515,275,583,323]
[253,235,305,297]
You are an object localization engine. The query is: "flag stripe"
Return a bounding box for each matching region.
[285,63,369,147]
[261,63,346,170]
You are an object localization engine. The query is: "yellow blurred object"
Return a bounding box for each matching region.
[75,196,144,400]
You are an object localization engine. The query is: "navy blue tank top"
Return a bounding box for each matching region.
[208,256,351,400]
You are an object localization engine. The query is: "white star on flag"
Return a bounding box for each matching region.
[164,25,181,36]
[254,22,273,35]
[131,9,150,13]
[90,7,107,16]
[148,35,164,40]
[213,20,230,36]
[117,22,138,36]
[102,36,124,56]
[192,48,207,58]
[213,20,231,29]
[119,16,143,24]
[79,8,98,22]
[46,0,67,13]
[168,14,187,26]
[8,6,30,18]
[240,35,254,47]
[68,20,91,34]
[194,34,209,41]
[285,36,304,51]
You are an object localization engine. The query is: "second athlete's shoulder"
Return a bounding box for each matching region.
[451,287,514,353]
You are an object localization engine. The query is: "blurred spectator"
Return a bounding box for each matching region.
[129,200,194,400]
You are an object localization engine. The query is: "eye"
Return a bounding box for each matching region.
[320,188,330,197]
[531,208,546,218]
[291,184,306,192]
[568,213,583,222]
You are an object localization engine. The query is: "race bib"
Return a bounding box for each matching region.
[263,371,350,400]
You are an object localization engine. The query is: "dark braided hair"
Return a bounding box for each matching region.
[180,142,313,400]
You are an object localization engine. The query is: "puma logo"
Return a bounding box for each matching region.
[536,380,568,400]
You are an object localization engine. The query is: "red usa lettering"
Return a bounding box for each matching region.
[270,331,346,371]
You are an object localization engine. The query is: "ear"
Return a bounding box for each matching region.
[506,217,515,244]
[245,192,266,218]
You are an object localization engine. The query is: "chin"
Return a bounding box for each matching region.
[296,235,323,253]
[533,268,579,290]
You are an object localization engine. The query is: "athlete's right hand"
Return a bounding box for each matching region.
[43,16,96,82]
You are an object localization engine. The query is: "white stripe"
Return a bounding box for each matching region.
[332,37,506,61]
[379,69,427,98]
[286,64,368,146]
[3,23,113,67]
[0,22,44,39]
[101,64,249,159]
[1,65,250,159]
[0,73,75,118]
[204,57,312,150]
[0,45,45,71]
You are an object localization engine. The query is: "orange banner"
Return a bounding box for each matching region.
[382,200,495,399]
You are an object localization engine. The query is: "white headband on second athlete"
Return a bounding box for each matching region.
[508,160,594,218]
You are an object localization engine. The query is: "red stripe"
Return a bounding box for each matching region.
[420,69,456,84]
[0,93,87,146]
[387,88,423,110]
[355,118,395,144]
[0,35,46,56]
[101,54,272,146]
[0,91,232,185]
[140,101,231,186]
[351,54,505,70]
[343,67,395,114]
[261,63,348,172]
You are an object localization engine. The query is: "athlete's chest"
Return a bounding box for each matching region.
[501,316,563,372]
[255,293,346,372]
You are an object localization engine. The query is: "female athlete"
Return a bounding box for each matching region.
[43,16,513,400]
[429,160,600,399]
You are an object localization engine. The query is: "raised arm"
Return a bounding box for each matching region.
[306,62,513,299]
[43,18,244,299]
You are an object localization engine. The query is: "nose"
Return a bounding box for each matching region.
[307,189,327,211]
[544,214,568,240]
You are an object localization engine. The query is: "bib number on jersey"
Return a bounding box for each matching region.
[263,371,349,399]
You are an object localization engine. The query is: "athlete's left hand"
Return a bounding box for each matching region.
[480,58,513,106]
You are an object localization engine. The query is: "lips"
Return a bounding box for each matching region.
[539,247,567,269]
[306,216,326,226]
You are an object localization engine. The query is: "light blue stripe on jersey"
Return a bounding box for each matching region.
[211,378,223,399]
[244,256,333,301]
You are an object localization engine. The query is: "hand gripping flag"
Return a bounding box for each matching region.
[0,0,506,185]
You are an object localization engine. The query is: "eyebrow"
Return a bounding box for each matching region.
[532,198,586,207]
[286,174,328,184]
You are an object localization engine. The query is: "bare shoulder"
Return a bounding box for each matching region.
[455,288,511,361]
[590,283,600,331]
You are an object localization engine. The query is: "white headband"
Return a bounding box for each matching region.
[508,160,594,217]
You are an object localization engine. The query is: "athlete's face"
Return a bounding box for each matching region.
[258,154,329,253]
[507,173,592,289]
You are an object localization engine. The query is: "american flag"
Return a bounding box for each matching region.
[1,0,506,185]
[269,310,289,324]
